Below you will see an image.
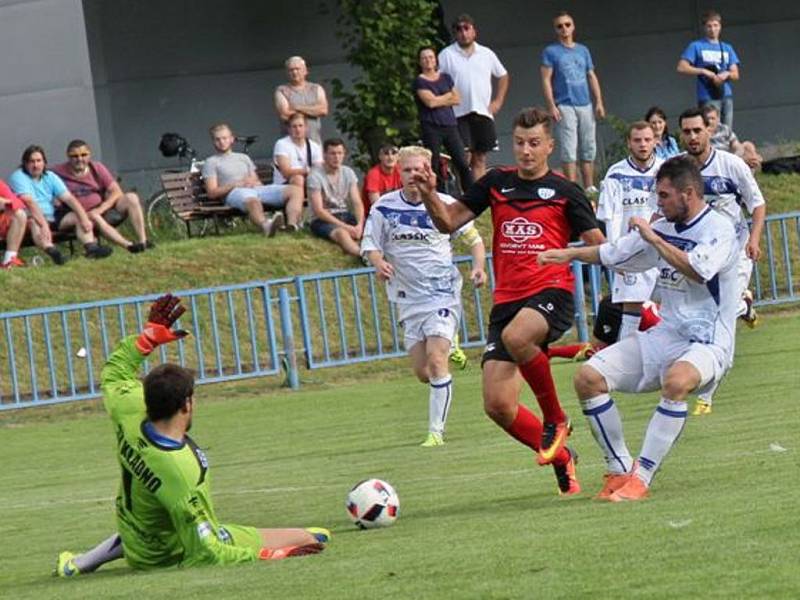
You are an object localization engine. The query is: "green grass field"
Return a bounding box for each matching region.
[1,310,798,599]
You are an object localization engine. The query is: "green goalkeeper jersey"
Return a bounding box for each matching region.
[100,336,259,568]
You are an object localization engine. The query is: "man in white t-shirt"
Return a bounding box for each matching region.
[539,155,740,502]
[362,145,486,446]
[272,113,323,190]
[596,121,662,340]
[307,139,363,257]
[438,13,509,180]
[204,123,303,235]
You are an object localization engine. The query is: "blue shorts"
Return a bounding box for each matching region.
[225,185,286,211]
[309,211,357,240]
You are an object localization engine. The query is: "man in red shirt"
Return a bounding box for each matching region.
[0,179,27,269]
[417,107,604,495]
[361,144,401,215]
[51,140,150,252]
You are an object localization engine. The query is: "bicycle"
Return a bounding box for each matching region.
[146,133,260,240]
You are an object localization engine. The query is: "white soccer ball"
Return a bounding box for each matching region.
[346,478,399,529]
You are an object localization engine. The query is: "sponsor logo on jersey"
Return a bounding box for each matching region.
[197,521,213,539]
[391,231,431,242]
[621,196,650,207]
[500,186,516,194]
[501,217,543,243]
[537,187,555,199]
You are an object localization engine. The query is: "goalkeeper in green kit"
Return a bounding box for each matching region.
[55,294,329,576]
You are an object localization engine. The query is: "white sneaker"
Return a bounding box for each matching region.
[585,185,599,195]
[263,213,285,237]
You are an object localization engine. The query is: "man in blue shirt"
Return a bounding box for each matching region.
[9,145,112,264]
[540,11,606,193]
[677,10,740,129]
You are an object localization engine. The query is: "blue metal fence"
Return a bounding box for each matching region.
[2,211,798,411]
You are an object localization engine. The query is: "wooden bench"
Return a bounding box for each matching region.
[158,165,275,237]
[0,227,77,255]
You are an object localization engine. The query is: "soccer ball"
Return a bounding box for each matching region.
[346,479,399,529]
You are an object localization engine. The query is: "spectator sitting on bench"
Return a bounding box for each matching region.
[362,143,401,216]
[308,139,364,257]
[1,178,27,269]
[204,123,303,236]
[702,104,762,172]
[272,112,323,192]
[9,145,111,264]
[51,140,150,253]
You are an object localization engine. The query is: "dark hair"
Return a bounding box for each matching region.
[512,107,552,135]
[323,138,346,152]
[287,112,306,124]
[66,139,90,153]
[451,13,475,31]
[701,104,720,119]
[644,106,671,140]
[553,10,573,21]
[678,107,710,128]
[417,45,438,72]
[656,155,704,198]
[143,363,195,422]
[21,145,48,175]
[701,9,722,25]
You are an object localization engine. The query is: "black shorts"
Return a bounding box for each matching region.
[592,295,622,345]
[482,289,574,364]
[457,113,498,153]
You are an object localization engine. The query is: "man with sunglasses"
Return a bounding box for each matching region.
[52,140,150,253]
[438,13,509,181]
[541,11,606,193]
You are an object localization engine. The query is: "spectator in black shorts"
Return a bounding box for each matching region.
[438,13,509,180]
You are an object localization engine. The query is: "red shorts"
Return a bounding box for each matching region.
[0,211,17,238]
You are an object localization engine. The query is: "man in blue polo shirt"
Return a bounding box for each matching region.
[677,9,740,129]
[541,11,606,193]
[9,145,112,264]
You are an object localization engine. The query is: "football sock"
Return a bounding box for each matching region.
[505,403,571,464]
[428,375,452,435]
[619,312,641,340]
[580,393,633,474]
[3,250,17,264]
[518,351,565,424]
[73,533,124,573]
[637,397,687,485]
[697,383,716,406]
[546,344,586,359]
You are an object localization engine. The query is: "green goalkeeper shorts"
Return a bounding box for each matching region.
[221,524,262,552]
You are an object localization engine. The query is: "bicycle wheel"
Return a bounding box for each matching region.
[146,191,187,240]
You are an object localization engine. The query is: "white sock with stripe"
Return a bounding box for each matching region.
[637,397,688,485]
[428,375,452,435]
[580,393,633,474]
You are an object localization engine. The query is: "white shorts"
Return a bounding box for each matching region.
[398,302,461,352]
[225,185,286,211]
[611,268,658,304]
[586,327,727,396]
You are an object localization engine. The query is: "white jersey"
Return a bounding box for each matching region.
[696,149,765,246]
[597,155,663,303]
[597,156,662,242]
[361,190,473,306]
[599,207,739,366]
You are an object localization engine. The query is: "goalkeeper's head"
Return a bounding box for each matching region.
[143,364,196,428]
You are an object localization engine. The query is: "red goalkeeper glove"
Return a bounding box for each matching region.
[135,293,189,355]
[258,543,324,561]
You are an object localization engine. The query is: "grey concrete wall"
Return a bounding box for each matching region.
[0,0,101,178]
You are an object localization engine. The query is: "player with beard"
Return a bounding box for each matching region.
[416,107,604,495]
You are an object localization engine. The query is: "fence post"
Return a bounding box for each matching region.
[278,288,300,390]
[571,261,590,342]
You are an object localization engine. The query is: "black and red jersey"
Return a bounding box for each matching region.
[461,168,599,304]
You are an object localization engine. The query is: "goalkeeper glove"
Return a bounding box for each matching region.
[135,293,189,355]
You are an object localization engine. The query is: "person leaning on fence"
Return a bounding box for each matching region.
[274,56,328,145]
[204,123,303,236]
[9,145,112,264]
[307,139,364,257]
[361,143,402,216]
[0,178,28,269]
[361,145,486,447]
[54,294,330,577]
[416,106,606,496]
[51,140,150,253]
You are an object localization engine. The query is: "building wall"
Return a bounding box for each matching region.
[1,1,798,198]
[0,0,101,178]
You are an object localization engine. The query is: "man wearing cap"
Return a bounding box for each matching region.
[438,13,509,180]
